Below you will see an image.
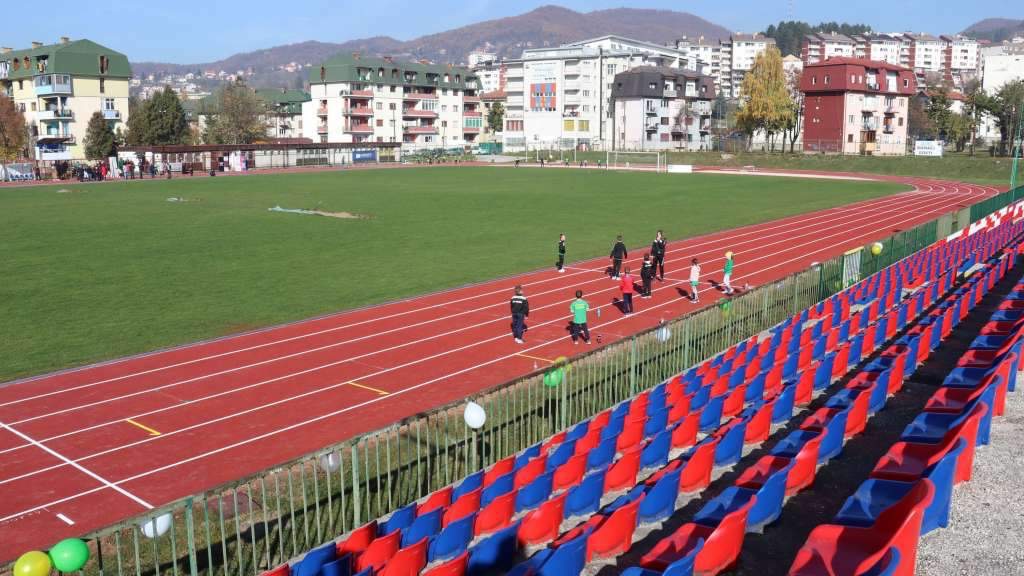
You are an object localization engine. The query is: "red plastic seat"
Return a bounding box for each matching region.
[743,398,774,444]
[640,495,755,574]
[378,537,428,576]
[518,492,567,546]
[764,365,784,398]
[336,520,377,556]
[474,490,516,536]
[418,486,452,516]
[356,529,401,573]
[831,343,850,380]
[261,564,289,576]
[680,438,718,493]
[871,419,964,482]
[784,433,823,496]
[792,369,815,407]
[442,488,481,527]
[617,416,647,451]
[842,386,872,438]
[920,402,986,483]
[574,427,603,455]
[605,446,642,492]
[668,393,693,423]
[591,409,612,429]
[483,457,514,487]
[788,480,934,576]
[552,452,588,491]
[671,411,700,450]
[514,455,547,489]
[721,385,747,418]
[421,551,467,576]
[586,494,645,561]
[644,459,682,487]
[541,430,567,454]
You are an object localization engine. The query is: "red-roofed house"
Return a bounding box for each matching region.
[801,57,917,155]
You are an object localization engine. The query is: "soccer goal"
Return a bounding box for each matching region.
[605,150,667,172]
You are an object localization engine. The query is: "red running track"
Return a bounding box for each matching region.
[0,169,1001,560]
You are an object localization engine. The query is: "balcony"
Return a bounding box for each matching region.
[670,124,685,133]
[883,125,895,134]
[317,106,328,116]
[317,125,329,134]
[861,122,877,132]
[463,126,480,133]
[403,92,436,100]
[345,124,374,133]
[564,81,580,91]
[344,106,374,116]
[463,94,480,103]
[102,109,121,120]
[563,65,580,76]
[34,75,72,95]
[402,109,438,119]
[505,82,523,93]
[645,107,659,116]
[506,68,524,78]
[342,89,374,98]
[36,109,73,121]
[463,110,482,118]
[645,120,660,132]
[38,133,75,144]
[404,126,438,134]
[884,105,897,115]
[663,89,678,98]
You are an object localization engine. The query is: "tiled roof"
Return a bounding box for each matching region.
[1,39,131,80]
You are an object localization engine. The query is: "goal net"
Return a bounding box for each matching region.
[605,150,666,172]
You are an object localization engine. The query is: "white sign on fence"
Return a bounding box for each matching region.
[667,164,693,173]
[913,140,944,157]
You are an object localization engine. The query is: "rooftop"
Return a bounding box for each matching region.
[310,53,479,90]
[0,38,131,81]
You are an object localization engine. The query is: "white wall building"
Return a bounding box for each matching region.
[611,66,716,151]
[724,33,776,98]
[502,35,688,151]
[801,32,857,64]
[471,59,505,94]
[978,40,1024,146]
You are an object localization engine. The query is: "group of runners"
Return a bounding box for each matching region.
[509,232,737,344]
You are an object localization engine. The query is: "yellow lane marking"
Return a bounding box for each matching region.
[125,418,161,436]
[347,381,390,396]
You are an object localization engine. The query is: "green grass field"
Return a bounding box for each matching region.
[0,167,907,381]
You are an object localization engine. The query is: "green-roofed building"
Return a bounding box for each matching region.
[303,53,482,150]
[0,37,131,161]
[183,86,311,141]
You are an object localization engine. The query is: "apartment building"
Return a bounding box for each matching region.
[302,54,482,150]
[255,89,311,139]
[611,66,716,151]
[471,59,505,94]
[801,58,917,156]
[978,40,1024,145]
[502,35,688,151]
[0,38,130,161]
[723,34,777,98]
[674,36,723,81]
[802,32,858,64]
[942,35,980,85]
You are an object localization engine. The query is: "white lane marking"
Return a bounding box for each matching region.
[56,513,74,525]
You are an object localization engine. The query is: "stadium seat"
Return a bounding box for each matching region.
[671,411,701,449]
[552,452,588,492]
[515,471,554,512]
[605,445,642,492]
[546,439,577,471]
[443,488,481,527]
[712,418,747,467]
[508,529,589,576]
[734,456,795,531]
[481,472,515,506]
[641,429,672,469]
[514,455,548,489]
[770,430,823,495]
[418,487,453,516]
[799,406,850,463]
[518,492,567,546]
[379,504,417,536]
[638,467,682,524]
[788,480,934,576]
[452,472,483,501]
[356,530,401,574]
[483,457,515,487]
[422,552,468,576]
[294,542,336,576]
[587,437,618,470]
[379,537,428,576]
[621,539,704,576]
[429,513,476,563]
[565,467,607,518]
[319,555,350,576]
[402,508,442,547]
[336,521,377,557]
[475,490,516,536]
[741,400,773,444]
[467,521,521,576]
[584,494,645,561]
[698,395,725,432]
[680,437,718,493]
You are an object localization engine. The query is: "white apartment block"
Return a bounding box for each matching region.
[905,33,945,75]
[502,35,688,151]
[471,59,505,94]
[724,34,776,98]
[801,32,857,64]
[978,40,1024,145]
[302,54,482,150]
[611,66,717,151]
[674,36,723,81]
[942,35,979,83]
[467,51,497,68]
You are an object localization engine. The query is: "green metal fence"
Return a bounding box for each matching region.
[6,187,1023,576]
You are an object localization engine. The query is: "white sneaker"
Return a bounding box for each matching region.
[515,338,524,344]
[558,268,565,273]
[573,340,578,345]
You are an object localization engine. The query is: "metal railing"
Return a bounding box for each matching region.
[5,186,1021,576]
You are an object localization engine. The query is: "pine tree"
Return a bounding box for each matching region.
[486,102,504,133]
[144,87,190,145]
[735,47,794,151]
[84,112,116,161]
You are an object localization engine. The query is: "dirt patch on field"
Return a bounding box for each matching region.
[311,210,368,219]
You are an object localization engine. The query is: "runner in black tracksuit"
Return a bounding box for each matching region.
[510,285,529,343]
[610,235,628,279]
[641,254,655,298]
[556,234,566,273]
[651,230,666,281]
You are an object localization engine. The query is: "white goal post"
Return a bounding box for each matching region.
[605,150,667,172]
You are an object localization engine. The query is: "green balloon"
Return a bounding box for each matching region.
[543,368,563,387]
[50,538,90,572]
[14,551,52,576]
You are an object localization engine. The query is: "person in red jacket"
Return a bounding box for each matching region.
[619,267,635,314]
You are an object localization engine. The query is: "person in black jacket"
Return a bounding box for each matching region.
[610,235,628,279]
[640,253,655,298]
[651,230,667,281]
[510,285,529,344]
[556,233,566,273]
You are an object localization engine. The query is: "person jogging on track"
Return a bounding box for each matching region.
[610,234,628,279]
[723,251,735,295]
[620,267,636,313]
[510,285,529,343]
[651,230,666,281]
[689,258,701,303]
[569,290,591,344]
[556,233,566,273]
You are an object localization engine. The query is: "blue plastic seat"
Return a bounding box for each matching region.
[507,528,590,576]
[467,521,521,576]
[641,430,672,469]
[692,485,758,526]
[903,391,994,446]
[514,443,542,470]
[713,419,747,467]
[745,373,766,403]
[546,439,577,471]
[690,385,712,412]
[736,458,794,531]
[515,471,554,513]
[812,353,836,391]
[587,437,618,470]
[848,333,865,366]
[645,407,670,438]
[401,507,441,547]
[565,420,589,442]
[782,353,800,381]
[638,467,681,524]
[621,539,705,576]
[428,512,476,562]
[294,542,336,576]
[770,384,796,424]
[565,467,607,517]
[378,503,416,536]
[318,554,351,576]
[698,395,725,432]
[453,471,483,501]
[770,430,819,458]
[481,472,515,506]
[808,407,850,463]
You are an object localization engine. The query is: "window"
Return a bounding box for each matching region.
[582,90,590,97]
[376,102,382,110]
[824,75,830,85]
[898,117,904,126]
[389,103,396,110]
[453,104,458,112]
[849,115,855,124]
[99,55,109,74]
[848,134,854,143]
[851,74,856,83]
[376,119,383,127]
[30,102,36,111]
[377,136,383,142]
[578,120,589,131]
[649,82,657,90]
[903,78,909,88]
[564,119,575,131]
[606,64,616,75]
[99,78,105,93]
[811,76,817,85]
[442,120,447,128]
[103,98,115,111]
[661,117,669,125]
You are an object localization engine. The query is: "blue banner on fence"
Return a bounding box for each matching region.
[353,150,377,163]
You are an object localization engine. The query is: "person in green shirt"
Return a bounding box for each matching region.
[723,251,735,295]
[569,290,591,344]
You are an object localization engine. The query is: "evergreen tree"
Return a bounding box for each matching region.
[84,112,116,160]
[735,47,794,151]
[144,86,190,145]
[486,102,504,133]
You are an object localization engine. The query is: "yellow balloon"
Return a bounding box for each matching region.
[14,551,52,576]
[870,242,883,256]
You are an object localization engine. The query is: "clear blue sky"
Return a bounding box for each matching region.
[8,0,1020,63]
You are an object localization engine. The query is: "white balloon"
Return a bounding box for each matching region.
[464,401,487,429]
[656,326,671,343]
[140,513,172,538]
[320,452,341,472]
